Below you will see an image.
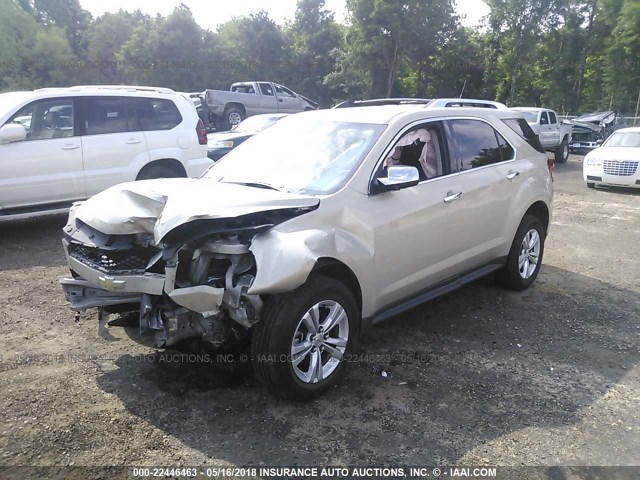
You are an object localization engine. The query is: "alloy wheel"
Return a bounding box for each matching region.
[290,300,349,384]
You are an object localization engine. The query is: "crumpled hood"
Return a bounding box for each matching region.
[73,178,319,244]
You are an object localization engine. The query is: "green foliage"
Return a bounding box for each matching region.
[1,0,638,114]
[0,0,74,91]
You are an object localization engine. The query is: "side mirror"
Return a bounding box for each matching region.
[376,166,420,192]
[0,123,27,143]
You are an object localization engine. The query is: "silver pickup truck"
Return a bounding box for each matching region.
[203,81,318,129]
[512,108,573,163]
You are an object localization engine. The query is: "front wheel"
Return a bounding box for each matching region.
[498,215,545,291]
[251,275,359,400]
[554,138,569,164]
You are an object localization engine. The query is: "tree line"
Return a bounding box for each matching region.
[1,0,639,114]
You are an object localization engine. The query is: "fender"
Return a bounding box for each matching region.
[248,228,376,316]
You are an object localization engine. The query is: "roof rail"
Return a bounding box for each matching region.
[333,98,433,109]
[66,85,176,94]
[425,98,510,110]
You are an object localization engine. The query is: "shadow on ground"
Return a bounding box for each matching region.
[95,265,640,465]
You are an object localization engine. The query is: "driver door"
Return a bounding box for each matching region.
[367,121,471,310]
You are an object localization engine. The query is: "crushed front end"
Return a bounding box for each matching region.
[60,197,317,351]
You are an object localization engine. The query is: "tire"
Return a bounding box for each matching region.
[136,165,181,181]
[586,182,595,189]
[224,107,244,129]
[251,275,359,400]
[498,215,545,291]
[554,137,569,164]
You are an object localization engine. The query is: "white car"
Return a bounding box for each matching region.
[583,127,640,189]
[0,85,213,221]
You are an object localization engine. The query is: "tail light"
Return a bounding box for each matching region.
[196,119,207,145]
[547,158,554,182]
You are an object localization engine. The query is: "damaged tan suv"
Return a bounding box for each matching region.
[60,104,553,400]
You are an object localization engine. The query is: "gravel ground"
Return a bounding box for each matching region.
[0,155,639,478]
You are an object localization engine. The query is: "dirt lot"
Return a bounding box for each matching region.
[1,155,639,475]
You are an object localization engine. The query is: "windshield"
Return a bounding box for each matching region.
[234,115,284,133]
[603,131,640,148]
[204,115,385,195]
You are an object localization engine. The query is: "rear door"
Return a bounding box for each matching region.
[274,84,303,113]
[445,118,519,265]
[0,97,84,210]
[79,96,149,197]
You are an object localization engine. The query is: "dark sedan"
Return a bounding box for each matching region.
[206,113,289,161]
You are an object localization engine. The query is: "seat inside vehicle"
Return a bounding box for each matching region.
[384,128,443,180]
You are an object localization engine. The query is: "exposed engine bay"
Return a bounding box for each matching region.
[60,198,318,351]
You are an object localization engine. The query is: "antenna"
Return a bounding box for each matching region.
[459,80,467,98]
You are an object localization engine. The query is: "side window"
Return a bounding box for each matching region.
[7,98,74,140]
[133,98,182,131]
[382,123,446,181]
[448,119,505,172]
[259,83,274,96]
[84,97,132,135]
[275,85,296,98]
[540,112,549,125]
[548,111,557,124]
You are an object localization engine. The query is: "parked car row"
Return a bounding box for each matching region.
[2,83,634,399]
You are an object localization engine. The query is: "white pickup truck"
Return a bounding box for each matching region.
[512,108,573,163]
[203,81,318,129]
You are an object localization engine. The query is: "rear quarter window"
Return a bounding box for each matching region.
[134,98,182,131]
[502,118,545,153]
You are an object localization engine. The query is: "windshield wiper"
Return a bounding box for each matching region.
[222,180,282,191]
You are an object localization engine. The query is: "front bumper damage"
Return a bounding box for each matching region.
[60,232,259,348]
[59,179,321,350]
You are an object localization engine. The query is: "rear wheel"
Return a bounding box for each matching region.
[554,138,569,164]
[224,107,244,129]
[251,275,359,400]
[498,215,545,291]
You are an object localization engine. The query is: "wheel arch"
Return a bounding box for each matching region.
[310,258,363,315]
[136,159,187,180]
[224,102,246,116]
[524,201,550,235]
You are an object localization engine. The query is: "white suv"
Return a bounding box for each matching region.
[0,85,212,221]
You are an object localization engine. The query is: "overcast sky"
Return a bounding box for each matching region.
[78,0,490,30]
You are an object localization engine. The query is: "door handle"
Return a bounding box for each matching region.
[443,191,463,203]
[278,99,283,102]
[61,144,79,150]
[125,139,142,145]
[507,170,520,180]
